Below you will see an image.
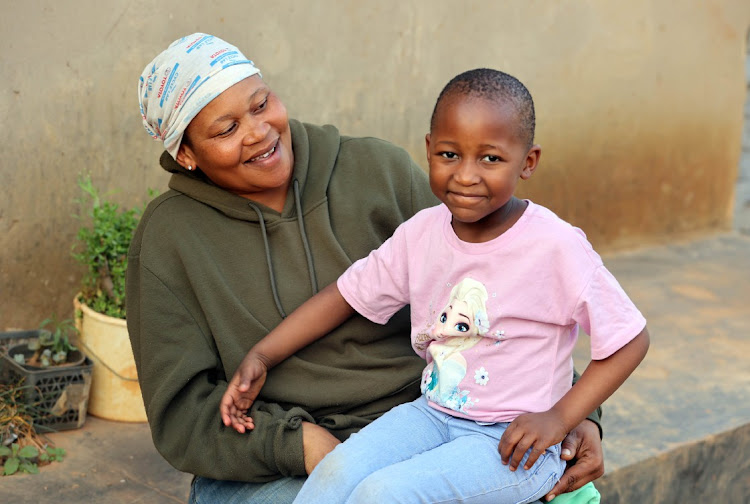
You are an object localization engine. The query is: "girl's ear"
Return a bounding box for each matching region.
[520,145,541,180]
[425,133,432,165]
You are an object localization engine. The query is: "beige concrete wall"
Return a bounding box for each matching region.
[2,0,749,329]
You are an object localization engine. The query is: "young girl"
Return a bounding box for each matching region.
[220,68,649,504]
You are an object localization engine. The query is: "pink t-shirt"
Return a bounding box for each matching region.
[337,202,646,423]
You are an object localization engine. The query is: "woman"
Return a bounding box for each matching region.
[130,33,604,504]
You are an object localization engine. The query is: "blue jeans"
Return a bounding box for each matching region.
[292,396,565,504]
[189,475,305,504]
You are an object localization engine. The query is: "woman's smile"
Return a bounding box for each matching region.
[245,139,279,165]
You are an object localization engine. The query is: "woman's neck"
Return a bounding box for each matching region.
[239,180,291,213]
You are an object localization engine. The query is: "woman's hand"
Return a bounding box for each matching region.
[301,422,341,475]
[544,419,605,502]
[219,351,269,433]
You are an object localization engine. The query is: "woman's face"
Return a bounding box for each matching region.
[177,76,294,210]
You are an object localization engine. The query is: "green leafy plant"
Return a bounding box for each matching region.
[13,317,79,367]
[72,175,145,319]
[39,446,66,463]
[0,444,66,476]
[0,443,40,475]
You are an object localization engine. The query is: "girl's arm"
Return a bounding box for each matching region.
[220,282,355,431]
[552,326,650,432]
[499,326,650,471]
[251,282,355,368]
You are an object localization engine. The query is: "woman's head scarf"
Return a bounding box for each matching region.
[138,33,261,159]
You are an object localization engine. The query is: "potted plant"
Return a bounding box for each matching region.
[71,175,148,422]
[73,175,139,319]
[0,323,93,431]
[9,318,84,369]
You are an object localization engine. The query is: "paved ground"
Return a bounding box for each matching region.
[1,417,191,503]
[2,231,749,503]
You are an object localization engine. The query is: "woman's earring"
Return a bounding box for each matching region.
[187,165,193,171]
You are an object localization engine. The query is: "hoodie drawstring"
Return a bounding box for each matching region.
[248,202,286,319]
[294,179,319,296]
[248,179,318,320]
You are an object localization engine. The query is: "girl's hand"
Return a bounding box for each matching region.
[498,410,568,471]
[219,351,269,433]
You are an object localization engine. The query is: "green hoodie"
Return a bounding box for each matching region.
[127,120,440,481]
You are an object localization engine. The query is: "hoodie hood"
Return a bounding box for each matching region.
[159,119,341,316]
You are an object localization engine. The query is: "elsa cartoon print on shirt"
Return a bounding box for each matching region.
[419,278,490,413]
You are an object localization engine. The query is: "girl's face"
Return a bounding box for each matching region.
[426,95,540,242]
[177,76,294,211]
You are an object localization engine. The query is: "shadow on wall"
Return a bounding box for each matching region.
[736,29,750,234]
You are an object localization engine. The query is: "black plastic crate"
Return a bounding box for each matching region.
[1,330,93,431]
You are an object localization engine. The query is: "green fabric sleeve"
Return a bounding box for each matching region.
[127,262,311,481]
